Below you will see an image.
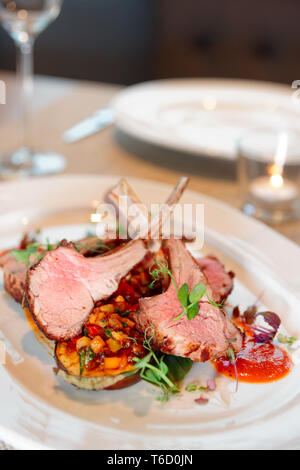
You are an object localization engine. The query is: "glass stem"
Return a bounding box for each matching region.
[16,38,34,157]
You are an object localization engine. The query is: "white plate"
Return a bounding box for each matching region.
[112,78,300,160]
[0,174,300,450]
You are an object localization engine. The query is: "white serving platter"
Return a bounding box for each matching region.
[0,174,299,450]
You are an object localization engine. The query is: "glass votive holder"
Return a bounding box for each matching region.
[237,128,300,224]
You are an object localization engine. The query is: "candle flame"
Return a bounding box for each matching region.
[270,173,283,189]
[90,213,103,223]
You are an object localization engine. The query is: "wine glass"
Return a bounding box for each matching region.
[0,0,65,179]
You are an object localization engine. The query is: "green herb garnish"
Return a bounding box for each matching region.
[163,354,193,382]
[124,326,179,402]
[79,349,86,376]
[227,346,238,392]
[126,336,138,345]
[185,383,197,392]
[277,333,297,345]
[149,258,223,322]
[120,310,130,317]
[79,347,95,376]
[75,239,111,255]
[104,327,112,338]
[10,241,56,267]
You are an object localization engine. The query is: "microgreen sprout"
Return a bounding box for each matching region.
[227,346,239,393]
[149,258,223,322]
[277,333,297,345]
[124,326,179,401]
[104,327,112,338]
[79,347,95,376]
[10,241,56,267]
[75,239,111,255]
[185,383,197,392]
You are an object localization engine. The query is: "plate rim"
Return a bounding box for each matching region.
[112,77,296,160]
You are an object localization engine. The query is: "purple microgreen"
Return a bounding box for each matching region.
[251,311,281,343]
[258,311,281,331]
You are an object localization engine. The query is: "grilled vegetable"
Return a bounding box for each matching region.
[55,341,141,390]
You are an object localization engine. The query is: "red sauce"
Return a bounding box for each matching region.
[214,337,292,383]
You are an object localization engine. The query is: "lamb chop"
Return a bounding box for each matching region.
[133,238,242,361]
[0,234,121,305]
[24,239,148,341]
[24,177,190,341]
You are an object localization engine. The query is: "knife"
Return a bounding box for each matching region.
[63,108,114,144]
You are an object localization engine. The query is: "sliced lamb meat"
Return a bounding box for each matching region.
[133,238,242,361]
[196,255,234,302]
[25,239,147,341]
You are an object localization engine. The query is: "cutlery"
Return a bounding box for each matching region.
[63,108,114,143]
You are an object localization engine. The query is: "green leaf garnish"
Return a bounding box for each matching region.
[75,239,111,255]
[189,283,206,305]
[178,283,189,308]
[187,302,200,320]
[79,347,95,376]
[124,326,179,401]
[164,355,193,383]
[185,383,197,392]
[120,310,130,317]
[10,250,32,267]
[79,349,86,376]
[227,346,239,392]
[277,333,297,345]
[10,241,57,267]
[104,327,112,338]
[150,259,223,323]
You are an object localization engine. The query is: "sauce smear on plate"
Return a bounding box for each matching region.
[214,337,292,383]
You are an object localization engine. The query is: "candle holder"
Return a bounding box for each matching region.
[238,128,300,224]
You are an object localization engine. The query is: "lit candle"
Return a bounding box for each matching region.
[250,174,298,204]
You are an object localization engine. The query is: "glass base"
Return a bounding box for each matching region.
[242,201,300,224]
[0,147,66,180]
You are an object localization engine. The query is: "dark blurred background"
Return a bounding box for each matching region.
[0,0,299,85]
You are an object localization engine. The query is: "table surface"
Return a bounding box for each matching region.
[0,71,299,248]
